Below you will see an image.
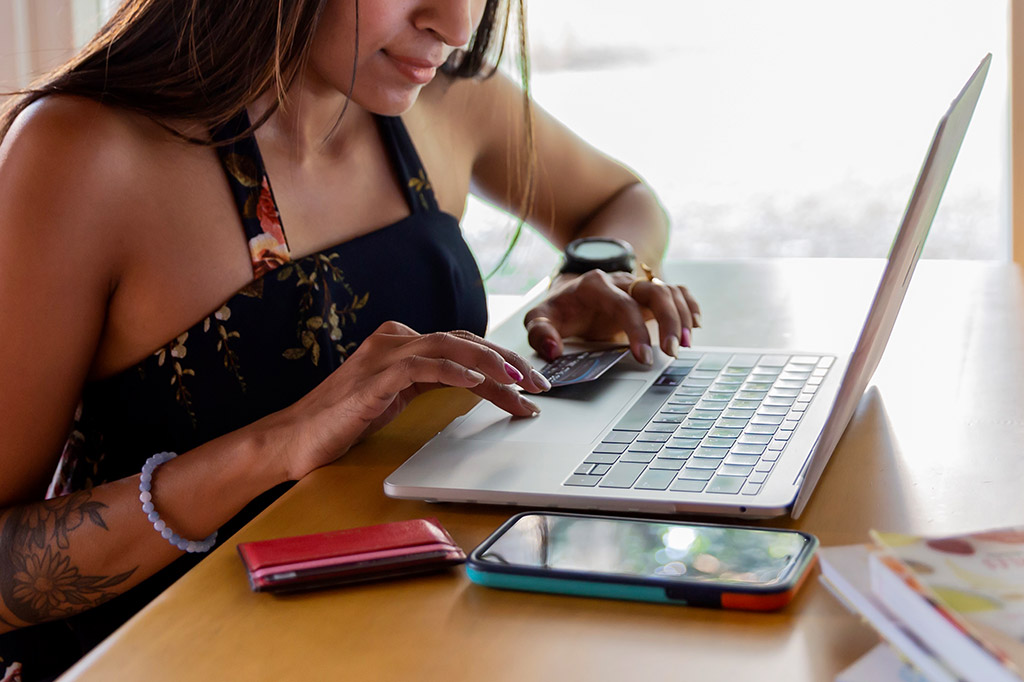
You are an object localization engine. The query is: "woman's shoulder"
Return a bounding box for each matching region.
[2,95,172,185]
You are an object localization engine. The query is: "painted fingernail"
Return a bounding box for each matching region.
[666,335,680,357]
[640,344,654,365]
[466,369,486,384]
[681,327,692,348]
[530,368,552,391]
[504,362,524,382]
[542,340,559,361]
[520,396,541,415]
[693,313,702,328]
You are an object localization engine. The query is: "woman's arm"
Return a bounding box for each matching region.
[455,72,701,362]
[0,100,548,633]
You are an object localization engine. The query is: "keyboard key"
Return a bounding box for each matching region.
[668,396,699,406]
[706,476,745,494]
[738,433,772,445]
[724,453,760,466]
[649,458,686,471]
[723,408,755,420]
[774,430,792,441]
[751,414,785,426]
[762,450,782,462]
[602,430,637,444]
[627,442,663,453]
[754,461,774,473]
[593,442,629,455]
[621,451,658,464]
[670,479,708,493]
[741,483,763,496]
[676,428,708,439]
[709,427,742,439]
[658,448,692,460]
[732,443,766,456]
[818,356,835,368]
[762,396,796,407]
[694,354,731,371]
[779,419,801,432]
[660,405,691,414]
[676,385,707,396]
[591,464,612,476]
[756,405,788,416]
[692,446,728,459]
[574,463,595,475]
[653,414,684,424]
[585,453,619,465]
[736,390,768,401]
[745,424,778,435]
[598,462,646,488]
[637,432,672,443]
[565,474,602,487]
[716,418,749,429]
[678,467,715,480]
[681,418,716,430]
[669,437,702,449]
[767,439,787,451]
[759,355,789,367]
[645,423,678,433]
[768,388,801,398]
[685,457,721,470]
[729,399,761,409]
[702,437,736,449]
[689,409,721,421]
[749,471,768,484]
[635,469,676,490]
[791,355,820,365]
[718,464,755,477]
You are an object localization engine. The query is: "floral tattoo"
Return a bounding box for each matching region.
[0,492,136,625]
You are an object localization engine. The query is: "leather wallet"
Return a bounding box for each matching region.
[237,517,466,593]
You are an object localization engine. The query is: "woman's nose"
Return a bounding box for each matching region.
[414,0,476,48]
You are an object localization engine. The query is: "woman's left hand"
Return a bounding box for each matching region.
[523,269,701,365]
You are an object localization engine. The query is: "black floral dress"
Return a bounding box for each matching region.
[4,111,488,679]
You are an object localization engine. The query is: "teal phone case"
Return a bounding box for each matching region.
[466,566,675,604]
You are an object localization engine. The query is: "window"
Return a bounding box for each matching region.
[469,0,1010,294]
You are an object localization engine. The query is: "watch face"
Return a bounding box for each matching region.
[573,240,628,262]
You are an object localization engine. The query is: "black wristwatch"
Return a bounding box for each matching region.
[558,237,636,275]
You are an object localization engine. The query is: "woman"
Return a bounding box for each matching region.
[0,0,699,678]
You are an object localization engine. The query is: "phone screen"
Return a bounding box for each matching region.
[476,514,812,587]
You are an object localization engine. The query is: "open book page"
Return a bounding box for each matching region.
[871,528,1024,677]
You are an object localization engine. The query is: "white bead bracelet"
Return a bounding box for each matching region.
[140,452,217,553]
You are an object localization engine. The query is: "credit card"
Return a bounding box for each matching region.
[539,348,630,387]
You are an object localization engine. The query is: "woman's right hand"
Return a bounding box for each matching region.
[271,321,550,480]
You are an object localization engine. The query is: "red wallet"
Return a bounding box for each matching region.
[236,517,466,593]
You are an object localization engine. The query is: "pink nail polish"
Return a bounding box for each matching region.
[505,362,524,382]
[681,328,692,347]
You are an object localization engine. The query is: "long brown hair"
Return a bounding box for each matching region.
[0,0,534,274]
[0,0,530,141]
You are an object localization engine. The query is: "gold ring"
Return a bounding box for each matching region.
[627,263,658,297]
[525,316,553,331]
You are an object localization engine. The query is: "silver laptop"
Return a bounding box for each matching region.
[385,54,990,520]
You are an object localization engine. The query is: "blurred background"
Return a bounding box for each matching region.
[0,0,1010,297]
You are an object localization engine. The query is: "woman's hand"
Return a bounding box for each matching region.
[273,321,550,480]
[523,269,701,365]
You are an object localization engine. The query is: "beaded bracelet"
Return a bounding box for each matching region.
[139,452,217,553]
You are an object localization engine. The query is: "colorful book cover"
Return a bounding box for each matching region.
[870,527,1024,678]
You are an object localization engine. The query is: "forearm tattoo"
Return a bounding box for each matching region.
[0,492,136,626]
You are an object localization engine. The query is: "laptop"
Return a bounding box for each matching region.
[384,54,991,520]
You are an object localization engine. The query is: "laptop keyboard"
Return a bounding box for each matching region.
[563,352,834,496]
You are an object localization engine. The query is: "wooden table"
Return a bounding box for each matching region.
[60,259,1024,681]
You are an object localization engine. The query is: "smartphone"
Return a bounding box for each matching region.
[466,512,818,610]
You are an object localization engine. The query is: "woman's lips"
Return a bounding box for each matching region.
[385,52,440,85]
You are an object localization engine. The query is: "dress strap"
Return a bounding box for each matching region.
[373,115,439,213]
[210,111,292,279]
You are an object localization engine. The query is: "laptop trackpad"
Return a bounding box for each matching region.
[449,377,647,445]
